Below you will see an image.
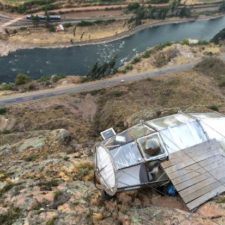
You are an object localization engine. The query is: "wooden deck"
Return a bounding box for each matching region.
[161,139,225,210]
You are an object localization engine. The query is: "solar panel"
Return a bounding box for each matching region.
[101,128,116,140]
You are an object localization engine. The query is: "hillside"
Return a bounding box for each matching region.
[1,58,225,224]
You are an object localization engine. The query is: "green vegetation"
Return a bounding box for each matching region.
[38,75,51,83]
[64,23,73,28]
[31,15,40,26]
[15,73,30,85]
[77,19,115,27]
[0,183,14,198]
[46,218,57,225]
[149,0,170,3]
[219,1,225,12]
[48,25,56,32]
[51,74,65,82]
[87,57,117,80]
[211,28,225,44]
[120,64,133,73]
[75,161,94,181]
[179,6,191,18]
[126,1,191,26]
[108,90,125,98]
[155,42,172,50]
[208,105,219,111]
[39,180,59,191]
[143,50,151,58]
[131,56,141,64]
[0,73,65,94]
[0,83,14,91]
[15,0,55,13]
[0,207,21,225]
[127,2,140,11]
[23,154,38,162]
[0,108,7,115]
[198,40,209,45]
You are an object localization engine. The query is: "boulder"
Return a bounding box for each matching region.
[51,129,71,145]
[17,137,46,152]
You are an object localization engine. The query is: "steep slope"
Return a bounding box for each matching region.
[1,67,225,224]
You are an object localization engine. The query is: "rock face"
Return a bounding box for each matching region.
[1,126,225,225]
[51,129,71,145]
[17,137,46,152]
[0,115,16,132]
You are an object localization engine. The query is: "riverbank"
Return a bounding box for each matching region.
[0,14,224,57]
[0,41,223,98]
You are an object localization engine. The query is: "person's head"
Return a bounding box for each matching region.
[144,138,161,156]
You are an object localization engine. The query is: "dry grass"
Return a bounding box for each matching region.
[92,70,225,133]
[3,69,225,144]
[9,21,128,45]
[119,43,221,75]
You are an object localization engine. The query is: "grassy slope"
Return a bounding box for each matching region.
[2,62,225,143]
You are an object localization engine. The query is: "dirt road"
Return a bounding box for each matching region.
[0,62,196,106]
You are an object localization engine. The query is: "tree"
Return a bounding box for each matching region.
[31,15,40,27]
[127,2,140,12]
[179,7,191,18]
[87,56,117,80]
[170,0,180,12]
[15,73,30,85]
[219,1,225,12]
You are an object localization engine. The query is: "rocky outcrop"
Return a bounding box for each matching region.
[0,115,16,132]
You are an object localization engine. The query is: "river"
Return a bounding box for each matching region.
[1,16,225,82]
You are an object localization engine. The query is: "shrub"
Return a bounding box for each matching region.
[95,19,115,25]
[24,154,38,162]
[48,25,56,32]
[208,105,219,111]
[155,42,172,50]
[15,73,30,85]
[39,180,59,191]
[143,50,151,58]
[0,108,7,115]
[77,20,93,27]
[149,0,169,3]
[0,207,21,225]
[125,64,133,71]
[179,7,191,18]
[219,80,225,87]
[87,56,117,80]
[181,39,189,45]
[64,23,73,28]
[38,75,51,83]
[46,218,57,225]
[127,2,140,12]
[51,74,65,83]
[131,57,141,64]
[0,83,14,91]
[219,1,225,12]
[0,183,14,198]
[198,40,209,45]
[77,19,115,27]
[108,90,125,98]
[211,28,225,44]
[26,82,37,91]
